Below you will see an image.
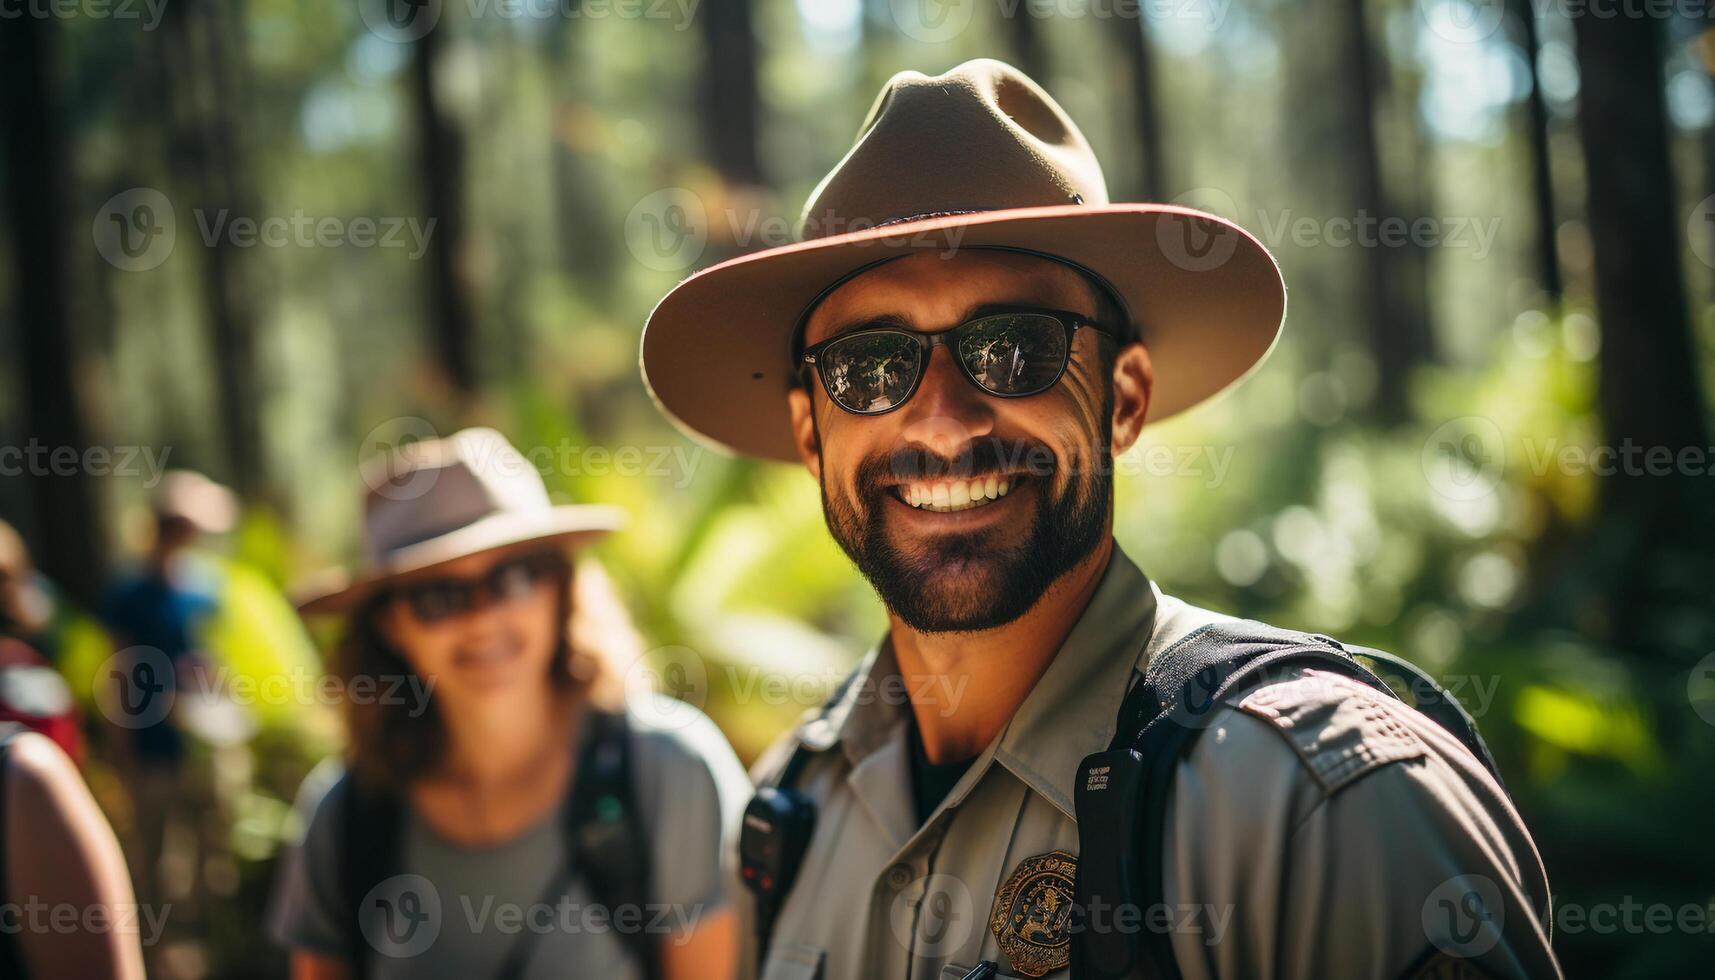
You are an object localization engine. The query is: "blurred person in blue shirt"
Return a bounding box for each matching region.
[98,470,236,914]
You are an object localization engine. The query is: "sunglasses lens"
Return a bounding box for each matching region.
[957,313,1069,395]
[399,555,555,623]
[403,581,469,623]
[818,331,922,414]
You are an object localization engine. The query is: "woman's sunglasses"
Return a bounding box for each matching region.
[393,552,562,624]
[799,307,1112,416]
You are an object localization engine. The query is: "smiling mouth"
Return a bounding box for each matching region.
[454,641,521,669]
[890,475,1023,513]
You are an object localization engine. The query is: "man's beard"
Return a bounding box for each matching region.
[822,436,1111,633]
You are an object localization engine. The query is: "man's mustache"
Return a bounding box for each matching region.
[854,438,1059,490]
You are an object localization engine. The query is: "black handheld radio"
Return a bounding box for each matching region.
[738,746,817,959]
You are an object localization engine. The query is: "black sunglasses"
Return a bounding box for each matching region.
[393,552,563,624]
[799,307,1111,416]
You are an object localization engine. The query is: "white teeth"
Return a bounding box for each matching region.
[900,477,1016,513]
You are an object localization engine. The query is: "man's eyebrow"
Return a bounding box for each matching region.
[826,311,914,338]
[826,300,1059,339]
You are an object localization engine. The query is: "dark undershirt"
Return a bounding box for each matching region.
[905,709,977,825]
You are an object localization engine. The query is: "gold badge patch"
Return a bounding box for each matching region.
[989,850,1076,978]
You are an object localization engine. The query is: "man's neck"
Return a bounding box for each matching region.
[890,535,1115,765]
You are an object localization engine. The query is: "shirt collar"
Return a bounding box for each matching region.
[795,637,905,766]
[991,545,1157,817]
[794,543,1160,817]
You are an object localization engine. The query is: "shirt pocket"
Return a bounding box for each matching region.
[761,942,826,980]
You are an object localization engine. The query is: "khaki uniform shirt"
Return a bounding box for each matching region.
[744,546,1559,980]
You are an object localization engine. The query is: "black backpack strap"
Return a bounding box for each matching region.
[1071,621,1394,980]
[337,772,404,980]
[0,723,30,980]
[551,707,661,980]
[1071,621,1511,980]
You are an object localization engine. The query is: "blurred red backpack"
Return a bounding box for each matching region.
[0,637,81,762]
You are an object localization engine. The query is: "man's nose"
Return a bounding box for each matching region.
[897,342,994,456]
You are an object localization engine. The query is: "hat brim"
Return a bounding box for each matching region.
[293,504,624,617]
[641,204,1286,462]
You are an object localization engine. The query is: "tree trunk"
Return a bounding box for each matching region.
[1336,0,1433,421]
[697,0,764,188]
[412,24,480,397]
[0,16,110,608]
[163,0,267,499]
[1508,0,1562,304]
[1108,0,1167,201]
[543,13,617,294]
[1572,13,1711,518]
[1004,1,1049,85]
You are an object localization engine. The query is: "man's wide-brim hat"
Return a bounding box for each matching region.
[641,58,1286,463]
[294,428,622,616]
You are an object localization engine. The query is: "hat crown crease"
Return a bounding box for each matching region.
[799,60,1107,240]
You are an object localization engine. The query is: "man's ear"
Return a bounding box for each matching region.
[787,387,823,481]
[1109,341,1154,455]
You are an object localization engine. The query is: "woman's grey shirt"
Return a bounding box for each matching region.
[268,698,750,979]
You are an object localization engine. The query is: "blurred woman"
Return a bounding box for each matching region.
[269,429,747,980]
[1,723,149,979]
[0,519,144,979]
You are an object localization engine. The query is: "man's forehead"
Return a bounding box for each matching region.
[803,250,1096,342]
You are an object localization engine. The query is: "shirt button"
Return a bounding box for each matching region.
[885,863,913,889]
